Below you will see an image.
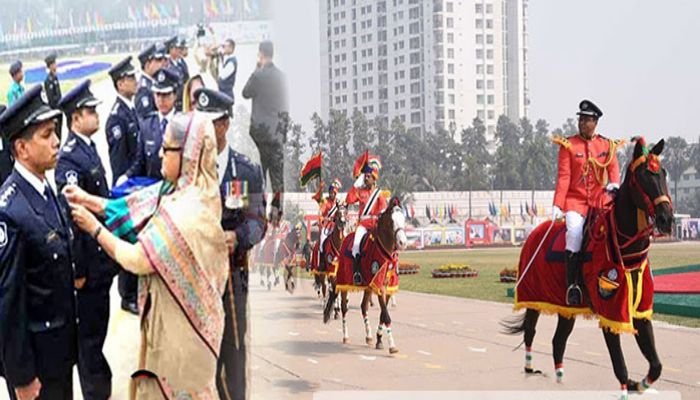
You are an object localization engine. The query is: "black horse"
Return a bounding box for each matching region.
[503,139,673,399]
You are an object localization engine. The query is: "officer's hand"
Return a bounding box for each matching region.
[15,378,41,400]
[552,206,564,220]
[74,277,87,289]
[224,231,237,254]
[62,185,88,206]
[605,183,620,194]
[70,204,99,234]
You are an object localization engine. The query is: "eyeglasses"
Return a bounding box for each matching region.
[162,145,182,153]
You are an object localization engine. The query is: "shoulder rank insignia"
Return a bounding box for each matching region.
[0,183,17,208]
[552,135,571,149]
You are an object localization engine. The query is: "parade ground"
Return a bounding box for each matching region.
[3,244,698,399]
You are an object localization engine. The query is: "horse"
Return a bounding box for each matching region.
[323,197,407,354]
[278,227,303,294]
[312,204,348,311]
[503,139,673,400]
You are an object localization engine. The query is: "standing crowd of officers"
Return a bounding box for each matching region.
[0,34,280,400]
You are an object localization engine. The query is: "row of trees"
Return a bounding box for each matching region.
[281,110,700,216]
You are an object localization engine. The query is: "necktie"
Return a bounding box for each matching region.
[160,118,168,136]
[44,184,64,228]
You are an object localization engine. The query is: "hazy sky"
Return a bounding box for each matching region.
[271,0,700,143]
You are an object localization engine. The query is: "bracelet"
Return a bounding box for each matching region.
[92,225,103,240]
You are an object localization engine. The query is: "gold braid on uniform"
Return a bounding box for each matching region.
[551,135,571,149]
[582,138,625,186]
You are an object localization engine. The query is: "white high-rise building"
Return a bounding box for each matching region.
[319,0,529,140]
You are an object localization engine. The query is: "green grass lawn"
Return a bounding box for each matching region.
[398,242,700,328]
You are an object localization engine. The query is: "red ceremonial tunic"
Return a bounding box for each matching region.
[346,185,388,230]
[318,197,339,231]
[553,133,621,216]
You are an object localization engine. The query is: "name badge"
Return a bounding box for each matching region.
[224,180,248,209]
[46,230,59,243]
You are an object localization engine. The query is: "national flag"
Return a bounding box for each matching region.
[94,11,104,27]
[151,3,161,19]
[173,3,181,19]
[127,6,137,22]
[300,152,322,187]
[353,150,369,178]
[500,203,507,218]
[26,18,32,34]
[207,0,220,17]
[85,11,92,27]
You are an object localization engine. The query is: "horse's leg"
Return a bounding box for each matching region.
[630,318,662,392]
[390,293,397,308]
[341,291,350,344]
[603,329,630,399]
[361,290,373,345]
[523,309,540,374]
[376,294,385,350]
[376,290,397,354]
[332,278,340,320]
[552,315,576,383]
[323,280,338,324]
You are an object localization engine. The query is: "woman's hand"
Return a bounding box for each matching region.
[224,231,237,254]
[70,204,100,235]
[62,185,89,207]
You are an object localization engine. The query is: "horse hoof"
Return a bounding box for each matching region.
[365,336,374,345]
[389,347,399,354]
[376,341,384,350]
[524,367,543,375]
[626,379,642,393]
[334,311,339,320]
[342,337,350,344]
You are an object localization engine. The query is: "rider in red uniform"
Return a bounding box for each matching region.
[315,179,342,265]
[345,158,387,285]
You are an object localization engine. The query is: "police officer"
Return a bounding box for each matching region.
[177,38,191,86]
[195,88,267,399]
[56,80,118,400]
[123,68,178,181]
[135,43,166,119]
[105,56,140,315]
[0,104,13,185]
[0,85,77,399]
[43,53,63,141]
[165,36,185,112]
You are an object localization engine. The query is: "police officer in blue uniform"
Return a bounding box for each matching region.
[135,43,166,119]
[195,88,267,400]
[0,104,13,185]
[105,56,141,315]
[177,38,190,85]
[123,68,178,181]
[56,80,118,400]
[165,36,185,112]
[0,85,77,399]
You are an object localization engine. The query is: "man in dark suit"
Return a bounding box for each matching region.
[105,56,140,315]
[242,40,289,224]
[195,88,267,399]
[43,53,63,140]
[135,43,166,119]
[123,68,178,181]
[55,80,119,400]
[0,84,77,400]
[0,104,13,185]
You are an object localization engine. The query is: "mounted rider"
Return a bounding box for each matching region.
[346,153,388,285]
[552,99,622,306]
[315,179,342,266]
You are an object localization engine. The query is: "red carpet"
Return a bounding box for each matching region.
[654,271,700,294]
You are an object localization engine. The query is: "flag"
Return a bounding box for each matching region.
[173,3,181,18]
[85,11,92,27]
[353,150,369,178]
[151,3,161,19]
[500,203,507,218]
[410,204,415,219]
[508,203,512,218]
[94,11,104,27]
[520,202,525,217]
[207,0,220,17]
[311,183,323,203]
[225,0,234,14]
[300,152,322,187]
[158,4,170,18]
[426,205,431,220]
[532,202,538,216]
[26,18,32,34]
[143,5,151,20]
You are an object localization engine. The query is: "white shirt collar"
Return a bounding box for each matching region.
[217,146,231,185]
[117,94,135,109]
[159,110,174,123]
[142,73,154,83]
[72,131,93,146]
[15,162,49,200]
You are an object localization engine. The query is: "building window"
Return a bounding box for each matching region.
[448,109,455,119]
[446,17,454,28]
[475,4,483,13]
[477,110,485,120]
[486,19,493,29]
[410,67,420,79]
[476,34,483,44]
[476,49,484,59]
[409,22,420,34]
[410,37,420,49]
[477,95,484,105]
[411,97,421,109]
[487,95,494,104]
[447,48,454,59]
[486,4,493,13]
[448,94,455,105]
[487,80,494,89]
[476,19,483,29]
[446,2,453,12]
[447,33,454,43]
[476,80,484,89]
[486,34,494,44]
[487,64,494,74]
[411,112,421,123]
[486,49,493,59]
[476,65,484,74]
[411,82,421,94]
[448,79,455,89]
[447,64,454,74]
[488,110,495,120]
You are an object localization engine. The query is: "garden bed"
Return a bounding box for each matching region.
[431,263,478,279]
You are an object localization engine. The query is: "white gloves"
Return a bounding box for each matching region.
[606,183,620,193]
[552,206,564,220]
[115,175,128,186]
[353,174,365,188]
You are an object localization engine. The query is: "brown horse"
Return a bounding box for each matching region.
[323,197,407,354]
[503,139,673,399]
[313,204,348,312]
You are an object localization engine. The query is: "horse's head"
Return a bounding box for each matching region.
[334,203,348,230]
[625,138,674,234]
[380,197,407,250]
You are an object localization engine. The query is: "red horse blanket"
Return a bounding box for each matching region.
[335,232,399,295]
[515,212,653,334]
[311,235,341,277]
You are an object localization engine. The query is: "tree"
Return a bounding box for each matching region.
[351,110,374,155]
[519,119,557,190]
[326,110,352,187]
[284,122,306,192]
[460,118,492,190]
[492,115,522,190]
[663,136,691,203]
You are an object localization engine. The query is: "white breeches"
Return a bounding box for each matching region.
[352,225,368,257]
[565,211,585,252]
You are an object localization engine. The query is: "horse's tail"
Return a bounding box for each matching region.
[500,311,528,335]
[323,286,338,324]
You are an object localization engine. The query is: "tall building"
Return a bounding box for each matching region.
[319,0,529,140]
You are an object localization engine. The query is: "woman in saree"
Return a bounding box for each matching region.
[183,74,205,112]
[64,112,228,398]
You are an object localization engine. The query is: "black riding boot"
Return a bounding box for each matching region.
[352,255,363,285]
[566,251,582,305]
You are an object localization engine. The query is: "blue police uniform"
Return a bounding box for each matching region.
[0,84,77,399]
[106,97,140,184]
[134,75,156,119]
[124,111,168,180]
[56,80,118,400]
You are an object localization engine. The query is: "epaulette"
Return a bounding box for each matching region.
[62,138,77,153]
[110,102,120,115]
[552,135,571,149]
[0,183,18,208]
